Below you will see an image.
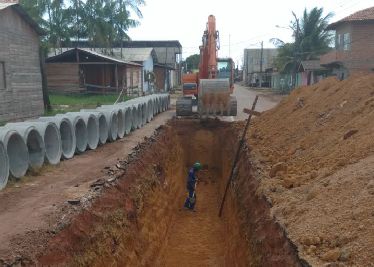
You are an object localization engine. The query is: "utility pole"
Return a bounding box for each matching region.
[259,41,263,87]
[229,34,231,57]
[292,11,300,89]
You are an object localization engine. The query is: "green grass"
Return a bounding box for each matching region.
[45,93,130,116]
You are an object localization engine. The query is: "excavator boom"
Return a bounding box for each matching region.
[177,15,237,116]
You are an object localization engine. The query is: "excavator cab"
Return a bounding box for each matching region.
[217,58,234,92]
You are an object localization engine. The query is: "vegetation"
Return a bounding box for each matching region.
[184,54,200,72]
[19,0,145,53]
[45,93,129,116]
[272,7,333,72]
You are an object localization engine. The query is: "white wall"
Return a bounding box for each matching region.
[142,55,153,93]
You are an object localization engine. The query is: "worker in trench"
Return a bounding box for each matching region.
[184,162,202,211]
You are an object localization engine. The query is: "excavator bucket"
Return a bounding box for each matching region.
[198,79,237,116]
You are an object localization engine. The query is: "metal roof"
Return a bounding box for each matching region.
[46,48,142,67]
[300,60,326,71]
[327,6,374,29]
[112,47,158,63]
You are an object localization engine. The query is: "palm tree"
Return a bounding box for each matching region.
[272,7,333,73]
[114,0,145,58]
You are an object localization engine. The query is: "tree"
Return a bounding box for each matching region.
[272,7,333,73]
[185,54,200,71]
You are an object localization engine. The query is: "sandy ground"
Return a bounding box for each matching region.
[247,74,374,266]
[0,87,281,262]
[156,173,225,266]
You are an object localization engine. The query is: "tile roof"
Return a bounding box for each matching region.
[328,6,374,29]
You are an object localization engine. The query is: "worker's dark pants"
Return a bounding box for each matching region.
[184,186,196,210]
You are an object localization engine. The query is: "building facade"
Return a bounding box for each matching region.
[0,3,44,122]
[320,6,374,78]
[243,48,278,87]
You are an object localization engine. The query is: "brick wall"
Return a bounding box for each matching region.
[0,7,44,122]
[321,21,374,74]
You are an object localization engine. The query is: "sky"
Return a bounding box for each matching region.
[127,0,374,67]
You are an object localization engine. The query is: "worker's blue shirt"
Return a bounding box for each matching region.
[186,168,197,190]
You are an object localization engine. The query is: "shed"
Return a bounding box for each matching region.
[112,48,157,93]
[0,3,44,122]
[45,48,143,95]
[298,60,328,85]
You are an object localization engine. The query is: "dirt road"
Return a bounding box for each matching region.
[233,84,283,120]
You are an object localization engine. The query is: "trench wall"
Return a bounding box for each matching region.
[37,120,305,266]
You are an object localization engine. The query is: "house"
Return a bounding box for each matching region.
[113,47,158,93]
[243,48,278,87]
[320,6,374,79]
[271,60,328,92]
[45,48,143,95]
[119,40,183,91]
[297,60,328,86]
[0,2,44,122]
[55,40,183,91]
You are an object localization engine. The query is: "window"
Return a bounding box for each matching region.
[0,62,5,89]
[335,34,341,49]
[343,33,351,51]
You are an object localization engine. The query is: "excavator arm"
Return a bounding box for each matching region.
[177,15,237,116]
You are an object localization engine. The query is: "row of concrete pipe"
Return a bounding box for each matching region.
[0,94,170,190]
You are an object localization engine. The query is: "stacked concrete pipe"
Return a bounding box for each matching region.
[0,93,170,191]
[145,97,154,122]
[123,101,142,129]
[0,128,29,179]
[5,123,45,169]
[37,116,75,159]
[113,104,133,135]
[95,108,118,142]
[99,105,125,139]
[0,140,9,190]
[80,110,108,145]
[65,112,99,150]
[57,114,88,153]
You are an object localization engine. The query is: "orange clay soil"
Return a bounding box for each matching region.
[247,74,374,266]
[36,120,305,266]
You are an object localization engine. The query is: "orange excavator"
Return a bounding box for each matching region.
[176,15,237,116]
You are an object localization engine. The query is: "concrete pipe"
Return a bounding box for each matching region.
[161,97,166,112]
[100,105,125,139]
[37,117,75,159]
[130,105,139,130]
[80,110,108,145]
[147,99,154,122]
[0,140,9,190]
[157,97,162,114]
[5,123,45,169]
[140,102,147,126]
[95,108,118,142]
[28,121,62,165]
[57,114,88,153]
[66,112,99,150]
[152,98,158,116]
[124,101,142,129]
[114,104,133,135]
[0,128,29,178]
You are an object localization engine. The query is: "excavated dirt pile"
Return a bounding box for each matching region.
[35,119,305,266]
[248,74,374,266]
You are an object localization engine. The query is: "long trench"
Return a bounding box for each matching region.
[37,119,304,266]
